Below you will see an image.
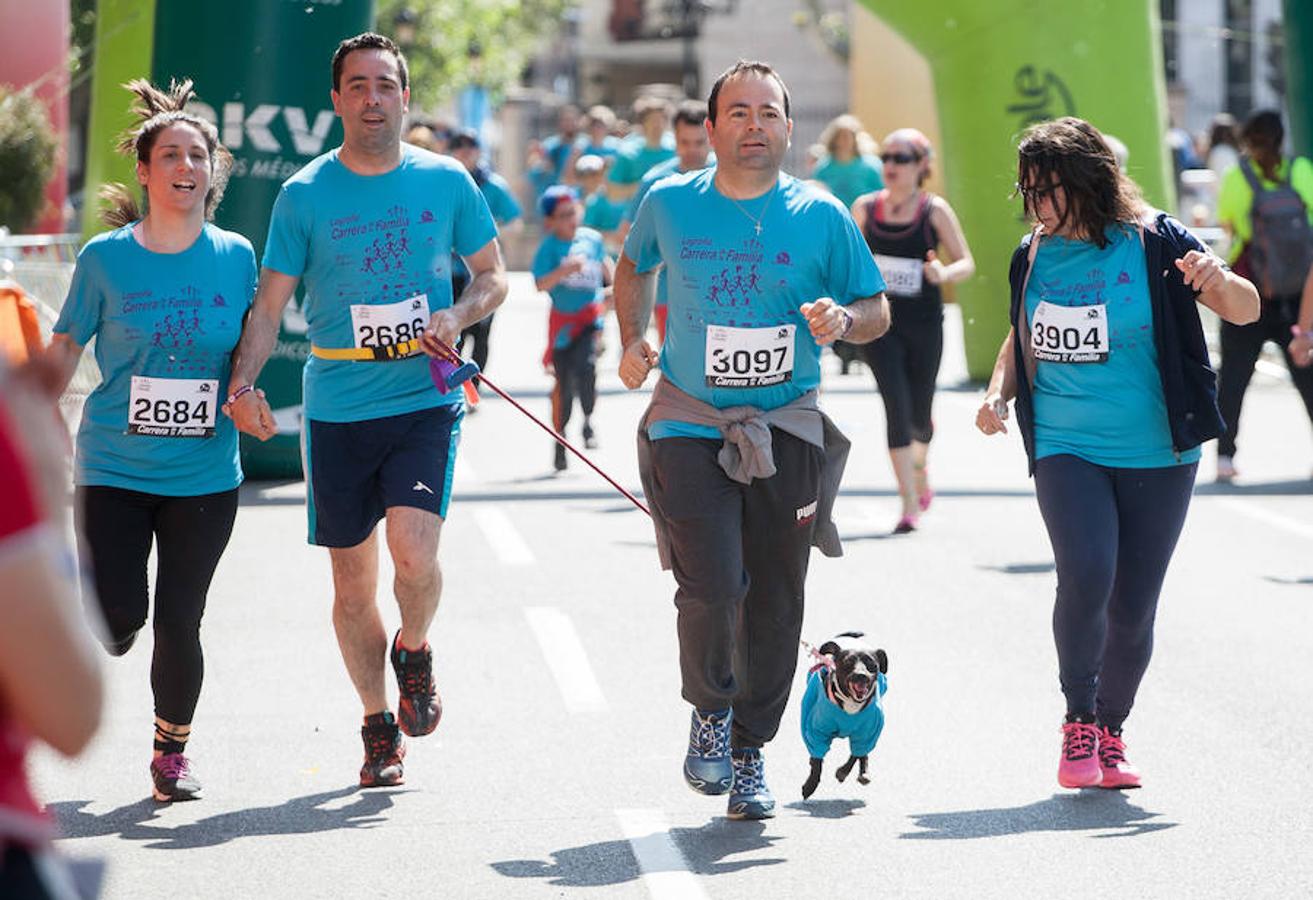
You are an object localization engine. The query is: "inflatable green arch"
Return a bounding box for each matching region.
[859,1,1173,378]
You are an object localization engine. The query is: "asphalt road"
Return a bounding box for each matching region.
[31,274,1313,899]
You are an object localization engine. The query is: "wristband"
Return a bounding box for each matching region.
[838,307,854,339]
[226,384,255,405]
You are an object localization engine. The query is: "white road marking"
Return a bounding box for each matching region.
[525,607,608,713]
[614,808,709,900]
[472,506,534,565]
[1215,497,1313,541]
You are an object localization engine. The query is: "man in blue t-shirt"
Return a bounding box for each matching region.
[608,96,675,202]
[225,33,508,790]
[621,98,714,343]
[531,186,614,471]
[448,128,521,389]
[616,61,890,821]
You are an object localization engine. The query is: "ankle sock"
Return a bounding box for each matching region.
[1064,712,1095,725]
[364,711,396,728]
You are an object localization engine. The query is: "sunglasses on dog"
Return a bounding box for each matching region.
[880,152,919,165]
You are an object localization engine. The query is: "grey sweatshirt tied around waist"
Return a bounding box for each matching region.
[636,376,850,570]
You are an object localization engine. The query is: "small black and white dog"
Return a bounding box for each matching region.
[799,631,888,800]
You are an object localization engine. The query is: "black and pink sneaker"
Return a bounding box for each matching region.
[1097,726,1142,789]
[390,631,442,737]
[1058,719,1102,788]
[360,712,406,788]
[151,753,201,802]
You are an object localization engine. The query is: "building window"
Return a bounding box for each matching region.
[1161,0,1179,84]
[1226,0,1254,117]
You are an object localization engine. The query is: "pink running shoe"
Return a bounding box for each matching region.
[1058,720,1102,788]
[1097,726,1142,789]
[893,514,918,534]
[918,488,935,512]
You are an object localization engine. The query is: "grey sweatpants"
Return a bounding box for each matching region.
[646,430,824,749]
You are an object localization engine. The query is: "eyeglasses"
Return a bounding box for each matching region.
[880,152,919,165]
[1015,182,1060,204]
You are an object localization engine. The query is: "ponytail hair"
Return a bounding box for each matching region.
[100,78,234,228]
[99,183,141,229]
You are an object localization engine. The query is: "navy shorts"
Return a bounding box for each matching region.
[303,404,462,548]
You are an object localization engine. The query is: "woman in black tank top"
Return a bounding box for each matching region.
[850,129,975,533]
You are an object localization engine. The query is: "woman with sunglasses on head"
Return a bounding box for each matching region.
[45,79,269,803]
[851,128,974,533]
[976,117,1257,790]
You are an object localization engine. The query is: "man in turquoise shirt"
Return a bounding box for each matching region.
[608,96,675,202]
[615,61,889,821]
[226,32,508,790]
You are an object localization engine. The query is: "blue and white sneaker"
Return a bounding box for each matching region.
[683,707,734,795]
[727,748,776,820]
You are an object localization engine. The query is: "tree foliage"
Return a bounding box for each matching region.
[0,86,58,232]
[375,0,574,111]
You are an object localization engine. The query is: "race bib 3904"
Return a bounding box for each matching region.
[705,324,795,387]
[127,376,219,437]
[1031,301,1109,363]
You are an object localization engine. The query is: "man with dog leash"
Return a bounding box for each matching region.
[616,60,889,819]
[225,32,507,788]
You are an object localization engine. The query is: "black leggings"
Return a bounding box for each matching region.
[1216,294,1313,458]
[861,307,943,449]
[1034,455,1195,731]
[550,328,598,433]
[75,485,238,725]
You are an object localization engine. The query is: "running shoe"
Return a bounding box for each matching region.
[390,631,442,737]
[727,748,776,820]
[553,442,568,471]
[893,514,918,535]
[1058,719,1102,788]
[360,713,406,787]
[150,753,202,802]
[1216,455,1237,483]
[684,707,734,795]
[582,422,598,450]
[1097,726,1142,789]
[918,488,935,513]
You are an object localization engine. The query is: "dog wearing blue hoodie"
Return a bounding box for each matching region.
[800,632,888,799]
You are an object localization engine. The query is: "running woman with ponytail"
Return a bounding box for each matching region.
[46,79,266,802]
[851,129,974,533]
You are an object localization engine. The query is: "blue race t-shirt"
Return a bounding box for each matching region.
[478,171,522,225]
[1027,225,1201,468]
[624,168,886,439]
[812,154,885,210]
[573,133,622,160]
[532,227,608,345]
[609,134,677,186]
[583,191,626,233]
[54,223,255,495]
[263,145,498,423]
[625,156,715,312]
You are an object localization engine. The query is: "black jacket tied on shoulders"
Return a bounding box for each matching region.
[1007,213,1225,475]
